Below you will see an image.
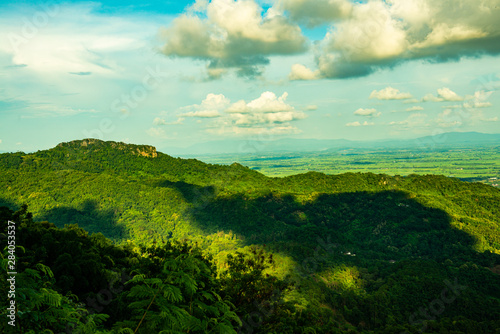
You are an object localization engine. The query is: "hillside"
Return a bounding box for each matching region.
[1,139,499,333]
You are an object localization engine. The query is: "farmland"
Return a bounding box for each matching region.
[189,145,500,187]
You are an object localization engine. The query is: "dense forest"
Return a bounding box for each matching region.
[1,139,499,333]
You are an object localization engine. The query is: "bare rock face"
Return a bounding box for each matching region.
[136,147,158,158]
[57,139,158,158]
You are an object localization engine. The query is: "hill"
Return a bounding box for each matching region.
[0,139,499,333]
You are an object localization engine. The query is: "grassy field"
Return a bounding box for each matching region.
[184,145,500,187]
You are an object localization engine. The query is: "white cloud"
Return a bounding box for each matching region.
[247,92,292,113]
[302,0,500,79]
[289,64,320,80]
[437,87,464,101]
[226,92,295,113]
[346,121,374,127]
[463,90,494,108]
[153,117,184,125]
[422,94,444,102]
[435,96,496,128]
[159,0,307,77]
[226,92,306,126]
[354,108,381,117]
[463,101,492,109]
[0,3,153,75]
[179,93,230,118]
[178,91,308,136]
[405,106,424,112]
[370,86,413,100]
[412,23,487,50]
[422,87,464,102]
[314,1,408,78]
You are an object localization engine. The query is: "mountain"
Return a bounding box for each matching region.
[0,139,499,333]
[163,131,500,156]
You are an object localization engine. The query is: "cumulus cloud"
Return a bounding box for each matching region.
[314,1,408,78]
[179,93,230,118]
[463,90,494,108]
[422,94,444,102]
[346,121,374,127]
[153,117,184,125]
[422,87,464,102]
[178,91,307,136]
[434,95,495,128]
[289,63,320,80]
[157,0,500,80]
[463,101,493,109]
[228,92,294,113]
[276,0,353,27]
[370,86,413,100]
[305,0,500,79]
[159,0,307,78]
[354,108,381,117]
[437,87,464,101]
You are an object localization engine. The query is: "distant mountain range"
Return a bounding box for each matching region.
[161,131,500,156]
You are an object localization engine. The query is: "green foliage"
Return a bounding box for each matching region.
[0,140,499,333]
[112,242,240,333]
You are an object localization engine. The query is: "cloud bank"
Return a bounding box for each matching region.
[304,0,500,79]
[159,0,307,78]
[160,91,308,136]
[158,0,500,80]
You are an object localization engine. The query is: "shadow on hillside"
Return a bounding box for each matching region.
[178,181,500,330]
[39,199,128,241]
[0,197,19,212]
[158,180,217,203]
[177,183,495,265]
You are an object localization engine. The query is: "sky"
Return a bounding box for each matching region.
[0,0,499,153]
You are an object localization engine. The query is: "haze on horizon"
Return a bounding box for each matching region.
[1,0,499,153]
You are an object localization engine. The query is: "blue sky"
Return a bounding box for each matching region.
[1,0,499,152]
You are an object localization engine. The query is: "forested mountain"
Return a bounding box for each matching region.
[1,139,499,333]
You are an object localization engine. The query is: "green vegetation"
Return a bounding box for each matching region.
[1,139,499,333]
